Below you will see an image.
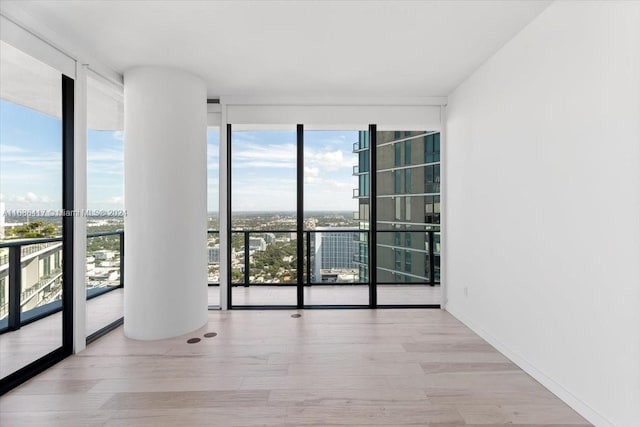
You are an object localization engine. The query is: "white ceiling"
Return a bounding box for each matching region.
[2,0,551,98]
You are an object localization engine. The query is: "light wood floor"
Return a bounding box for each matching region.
[0,289,124,378]
[0,309,591,426]
[3,286,437,379]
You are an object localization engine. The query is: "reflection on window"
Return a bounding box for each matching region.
[405,169,411,193]
[0,39,64,377]
[85,73,124,336]
[394,143,401,166]
[394,170,402,193]
[404,139,412,164]
[376,129,441,290]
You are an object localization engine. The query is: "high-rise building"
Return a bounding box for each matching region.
[353,131,370,282]
[354,131,441,284]
[208,245,220,263]
[0,202,5,239]
[313,227,359,282]
[248,237,267,252]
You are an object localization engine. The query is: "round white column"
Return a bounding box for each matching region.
[123,67,208,340]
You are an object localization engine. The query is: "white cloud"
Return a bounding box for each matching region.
[305,148,354,172]
[0,145,24,154]
[1,152,62,171]
[304,166,321,183]
[233,142,297,169]
[235,161,295,169]
[304,166,320,177]
[325,179,353,190]
[9,192,53,204]
[110,196,124,204]
[87,148,123,162]
[207,143,220,159]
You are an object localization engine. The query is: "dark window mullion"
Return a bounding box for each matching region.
[226,124,233,308]
[368,125,377,308]
[296,124,304,308]
[61,75,74,353]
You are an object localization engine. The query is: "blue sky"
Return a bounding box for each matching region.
[1,99,63,210]
[228,130,359,212]
[86,128,125,210]
[1,99,124,212]
[1,99,359,213]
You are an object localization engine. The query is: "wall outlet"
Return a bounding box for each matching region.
[464,286,468,298]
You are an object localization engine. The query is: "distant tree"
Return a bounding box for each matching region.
[253,240,297,279]
[87,235,120,253]
[6,220,57,239]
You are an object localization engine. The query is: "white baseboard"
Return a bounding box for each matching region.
[445,305,615,427]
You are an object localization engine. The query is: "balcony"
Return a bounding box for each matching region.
[0,230,125,379]
[1,227,441,323]
[224,228,439,287]
[352,188,368,199]
[352,141,368,153]
[1,231,125,331]
[0,226,442,389]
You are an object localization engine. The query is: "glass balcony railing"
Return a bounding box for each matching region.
[0,230,124,334]
[1,227,440,332]
[376,230,440,284]
[227,229,369,286]
[86,231,124,298]
[352,141,368,153]
[207,230,220,285]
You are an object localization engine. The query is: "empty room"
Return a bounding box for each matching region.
[0,1,638,426]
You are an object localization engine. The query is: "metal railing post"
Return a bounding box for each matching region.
[306,231,311,285]
[243,232,250,287]
[119,231,125,288]
[428,230,435,286]
[8,246,22,330]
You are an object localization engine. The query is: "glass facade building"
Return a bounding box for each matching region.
[354,130,441,285]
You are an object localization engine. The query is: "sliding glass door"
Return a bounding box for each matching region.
[375,130,441,306]
[230,126,298,307]
[225,124,441,309]
[85,72,125,340]
[0,40,74,394]
[303,130,368,306]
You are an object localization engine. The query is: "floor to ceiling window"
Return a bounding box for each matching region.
[225,124,441,308]
[85,72,124,340]
[375,130,441,305]
[0,40,74,392]
[230,126,298,307]
[303,129,369,306]
[207,127,220,307]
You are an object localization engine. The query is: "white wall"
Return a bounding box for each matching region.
[445,2,640,427]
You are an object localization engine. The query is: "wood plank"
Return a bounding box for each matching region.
[0,309,593,427]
